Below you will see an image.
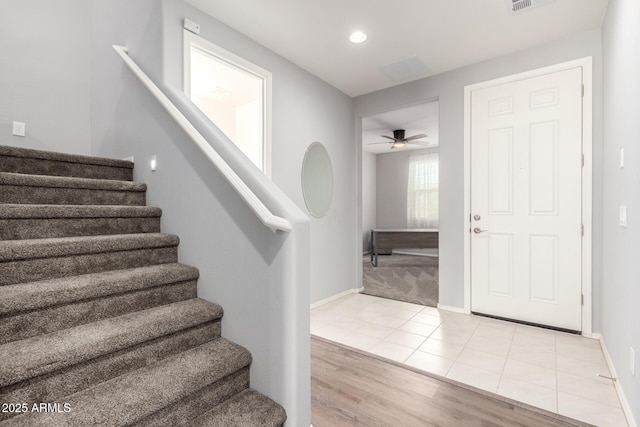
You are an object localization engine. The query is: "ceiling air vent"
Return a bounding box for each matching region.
[508,0,554,14]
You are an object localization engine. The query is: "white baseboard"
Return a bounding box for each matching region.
[436,303,469,314]
[310,288,360,309]
[594,333,638,427]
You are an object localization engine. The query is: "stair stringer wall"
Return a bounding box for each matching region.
[88,1,311,426]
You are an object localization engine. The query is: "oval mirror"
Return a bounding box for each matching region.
[301,142,333,218]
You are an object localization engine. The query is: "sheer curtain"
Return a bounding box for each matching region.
[407,153,439,229]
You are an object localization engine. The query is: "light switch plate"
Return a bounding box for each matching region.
[631,347,636,376]
[12,121,25,137]
[620,148,625,169]
[620,205,627,227]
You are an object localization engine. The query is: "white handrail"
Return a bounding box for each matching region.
[112,45,293,233]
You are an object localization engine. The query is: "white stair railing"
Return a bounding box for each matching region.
[112,45,292,233]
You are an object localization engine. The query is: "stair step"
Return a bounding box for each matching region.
[191,389,286,427]
[0,263,199,344]
[0,172,146,206]
[0,298,222,389]
[0,204,161,240]
[0,233,179,285]
[0,323,218,422]
[0,144,133,181]
[1,339,252,427]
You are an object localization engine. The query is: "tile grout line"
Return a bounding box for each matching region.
[495,322,517,396]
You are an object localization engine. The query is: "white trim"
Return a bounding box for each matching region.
[310,288,360,309]
[594,333,638,427]
[463,57,593,333]
[113,45,291,233]
[183,30,273,178]
[437,303,470,314]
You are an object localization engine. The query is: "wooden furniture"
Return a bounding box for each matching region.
[370,228,438,266]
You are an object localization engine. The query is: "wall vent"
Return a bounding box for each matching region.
[508,0,554,14]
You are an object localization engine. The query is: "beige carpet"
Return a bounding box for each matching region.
[362,254,438,307]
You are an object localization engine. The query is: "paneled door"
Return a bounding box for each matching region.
[470,67,583,331]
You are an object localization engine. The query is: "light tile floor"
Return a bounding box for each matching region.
[311,293,629,427]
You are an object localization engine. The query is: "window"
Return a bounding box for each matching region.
[407,153,439,228]
[184,31,272,176]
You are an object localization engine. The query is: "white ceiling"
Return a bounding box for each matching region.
[185,0,608,97]
[362,101,439,154]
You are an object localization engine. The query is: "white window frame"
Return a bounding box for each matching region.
[183,30,272,178]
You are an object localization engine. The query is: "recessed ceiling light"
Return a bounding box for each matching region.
[349,31,367,44]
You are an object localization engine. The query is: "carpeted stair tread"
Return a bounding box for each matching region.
[0,263,199,316]
[0,145,134,181]
[0,172,146,205]
[0,298,222,388]
[0,172,144,192]
[1,339,252,427]
[0,233,178,262]
[0,145,134,169]
[0,204,161,219]
[191,389,286,427]
[0,204,162,240]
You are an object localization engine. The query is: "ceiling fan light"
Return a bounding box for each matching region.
[392,141,405,148]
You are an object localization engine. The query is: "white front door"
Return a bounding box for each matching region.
[470,67,583,331]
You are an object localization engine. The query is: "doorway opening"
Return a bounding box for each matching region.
[360,100,440,307]
[184,31,272,176]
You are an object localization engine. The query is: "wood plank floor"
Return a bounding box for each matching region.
[311,337,589,427]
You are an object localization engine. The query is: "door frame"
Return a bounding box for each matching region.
[463,57,593,335]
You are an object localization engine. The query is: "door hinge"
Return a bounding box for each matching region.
[582,154,585,167]
[581,224,584,236]
[581,294,584,306]
[581,84,585,98]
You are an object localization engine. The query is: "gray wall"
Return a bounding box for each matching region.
[354,29,603,314]
[601,0,640,420]
[362,151,376,252]
[0,0,91,154]
[160,2,356,306]
[376,147,439,229]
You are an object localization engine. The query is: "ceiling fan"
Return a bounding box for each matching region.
[368,129,429,149]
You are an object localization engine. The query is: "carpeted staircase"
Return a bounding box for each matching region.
[0,145,286,426]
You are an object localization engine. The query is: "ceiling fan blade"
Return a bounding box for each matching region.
[367,142,392,145]
[406,141,430,145]
[380,135,396,141]
[404,133,428,141]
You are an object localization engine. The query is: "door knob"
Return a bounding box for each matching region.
[473,215,481,221]
[473,227,488,234]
